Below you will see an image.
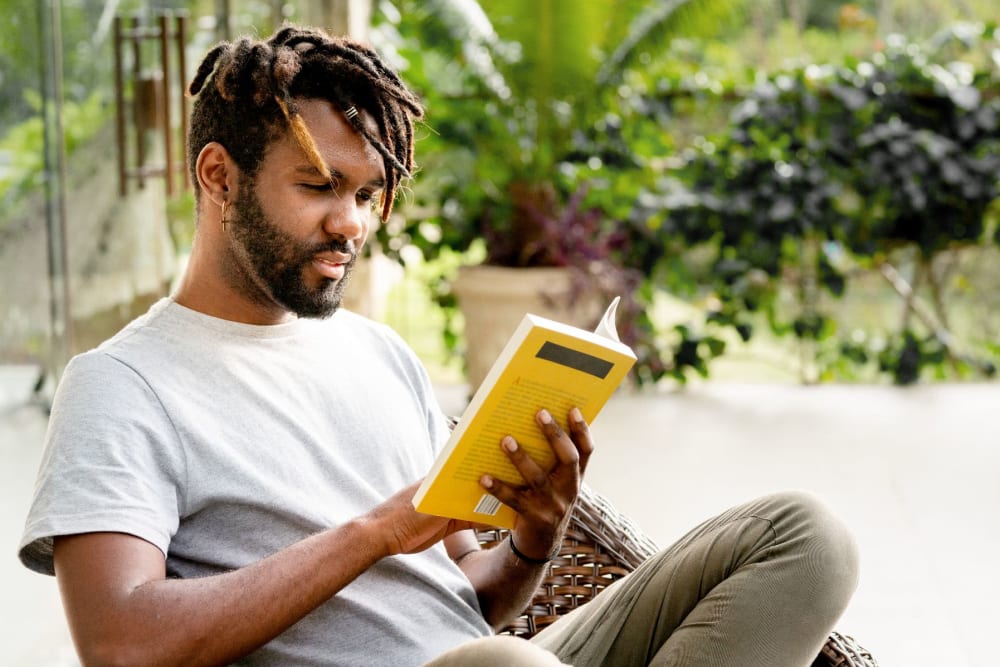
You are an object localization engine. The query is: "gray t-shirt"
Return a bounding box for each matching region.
[19,298,492,665]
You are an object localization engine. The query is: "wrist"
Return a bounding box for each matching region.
[350,513,394,561]
[507,534,558,565]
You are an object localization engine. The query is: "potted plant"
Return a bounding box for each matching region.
[641,25,1000,384]
[372,0,731,389]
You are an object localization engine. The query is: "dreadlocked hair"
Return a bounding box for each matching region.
[186,25,424,221]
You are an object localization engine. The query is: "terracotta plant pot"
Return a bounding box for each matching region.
[451,264,604,392]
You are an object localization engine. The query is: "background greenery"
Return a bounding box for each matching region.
[2,0,997,386]
[370,0,1000,386]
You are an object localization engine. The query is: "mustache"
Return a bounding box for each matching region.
[309,239,358,261]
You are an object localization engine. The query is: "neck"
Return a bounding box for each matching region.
[173,230,296,326]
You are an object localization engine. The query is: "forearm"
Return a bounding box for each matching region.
[56,517,389,667]
[458,536,549,631]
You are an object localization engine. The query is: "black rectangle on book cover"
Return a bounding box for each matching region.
[535,341,614,379]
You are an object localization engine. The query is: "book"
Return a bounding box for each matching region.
[413,297,637,529]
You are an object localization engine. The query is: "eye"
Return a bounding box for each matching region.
[359,190,384,211]
[300,175,341,192]
[300,182,333,192]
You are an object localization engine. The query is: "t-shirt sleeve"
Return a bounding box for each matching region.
[18,351,185,575]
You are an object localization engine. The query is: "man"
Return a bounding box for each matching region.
[20,26,858,666]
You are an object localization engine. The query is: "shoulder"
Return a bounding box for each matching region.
[50,344,181,459]
[58,348,152,404]
[59,333,166,403]
[319,309,441,402]
[315,309,419,363]
[70,297,185,373]
[329,308,402,339]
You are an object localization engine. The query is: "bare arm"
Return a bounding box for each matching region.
[54,482,476,667]
[449,408,594,630]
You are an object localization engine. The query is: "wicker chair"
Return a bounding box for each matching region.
[475,484,877,666]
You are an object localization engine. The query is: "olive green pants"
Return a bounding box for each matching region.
[426,491,859,667]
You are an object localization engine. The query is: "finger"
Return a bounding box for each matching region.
[479,474,525,514]
[567,407,594,475]
[500,435,547,487]
[537,409,579,467]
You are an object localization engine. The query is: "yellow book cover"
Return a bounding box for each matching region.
[412,298,636,528]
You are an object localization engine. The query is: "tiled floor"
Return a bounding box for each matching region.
[5,367,998,665]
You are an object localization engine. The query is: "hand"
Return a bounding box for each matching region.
[365,480,482,556]
[480,407,594,561]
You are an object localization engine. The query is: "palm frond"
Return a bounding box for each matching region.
[597,0,744,86]
[425,0,511,99]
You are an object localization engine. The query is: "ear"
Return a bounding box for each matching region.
[195,142,240,207]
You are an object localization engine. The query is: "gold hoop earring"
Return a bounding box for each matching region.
[220,199,230,232]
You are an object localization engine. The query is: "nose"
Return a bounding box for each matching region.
[322,194,368,245]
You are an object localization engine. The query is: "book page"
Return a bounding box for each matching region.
[593,296,621,342]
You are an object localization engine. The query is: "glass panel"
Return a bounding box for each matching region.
[0,3,65,381]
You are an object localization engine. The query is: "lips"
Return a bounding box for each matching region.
[312,251,353,280]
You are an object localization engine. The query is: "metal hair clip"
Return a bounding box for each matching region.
[344,105,359,120]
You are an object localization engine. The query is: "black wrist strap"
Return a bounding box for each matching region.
[508,534,556,565]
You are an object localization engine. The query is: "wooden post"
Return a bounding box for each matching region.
[177,13,189,190]
[301,0,372,39]
[113,15,127,196]
[131,15,145,189]
[159,14,173,196]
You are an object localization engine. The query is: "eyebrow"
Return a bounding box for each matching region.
[295,165,385,189]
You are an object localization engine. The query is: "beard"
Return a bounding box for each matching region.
[228,181,356,319]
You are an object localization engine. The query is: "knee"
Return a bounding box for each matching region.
[764,490,860,610]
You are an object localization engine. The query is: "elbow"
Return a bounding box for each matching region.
[76,634,169,667]
[477,595,520,634]
[75,636,210,667]
[76,642,146,667]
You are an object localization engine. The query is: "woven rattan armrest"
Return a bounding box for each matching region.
[475,484,654,637]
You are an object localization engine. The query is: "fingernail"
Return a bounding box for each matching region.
[481,475,493,489]
[502,436,518,453]
[570,407,583,423]
[539,409,552,424]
